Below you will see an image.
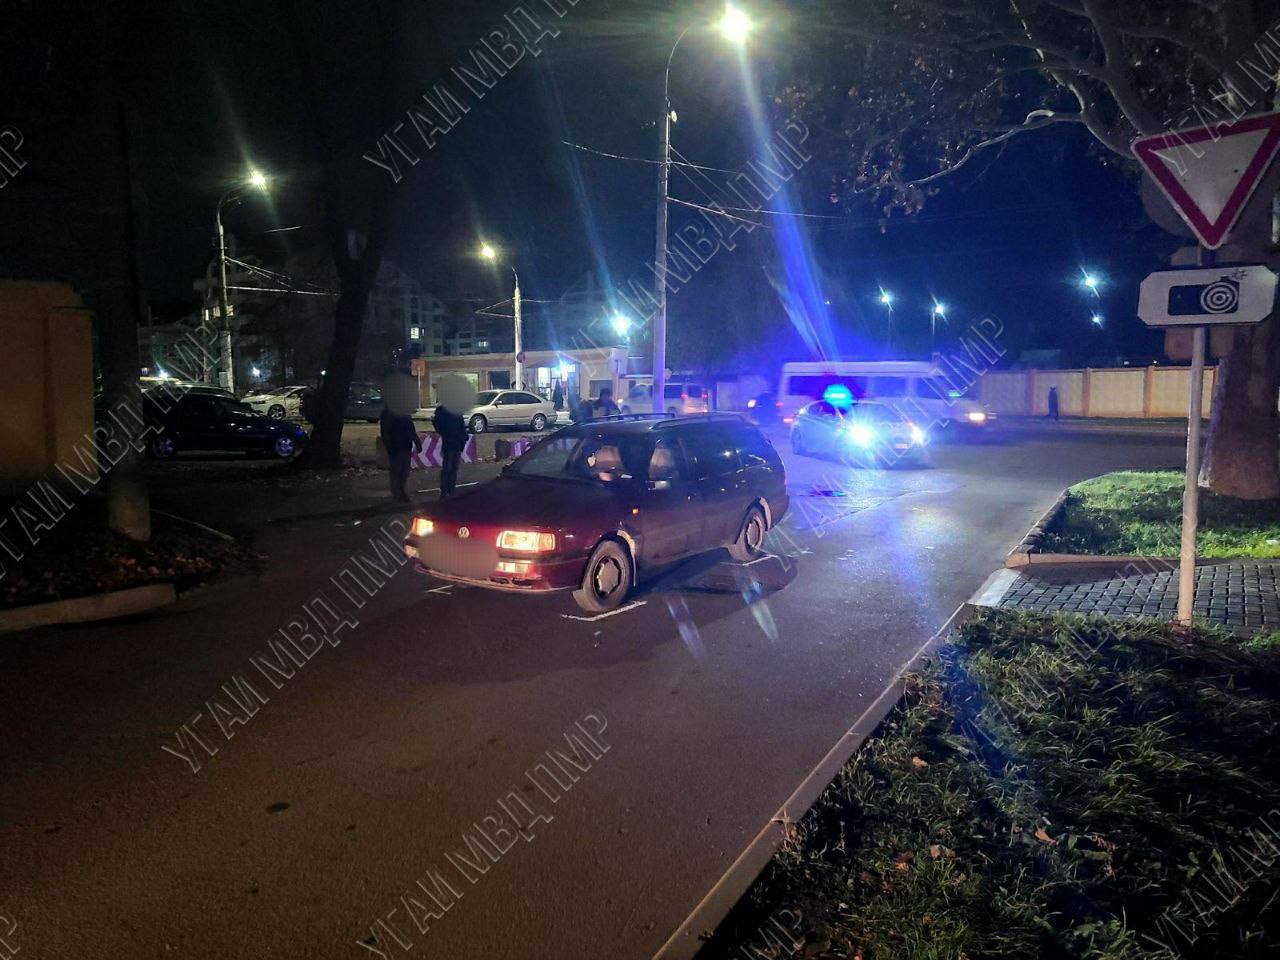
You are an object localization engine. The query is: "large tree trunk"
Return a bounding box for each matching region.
[307,288,373,468]
[1201,317,1280,499]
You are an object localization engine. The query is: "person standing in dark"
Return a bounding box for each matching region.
[380,406,422,503]
[1047,386,1060,421]
[590,387,621,419]
[552,382,564,411]
[432,403,468,499]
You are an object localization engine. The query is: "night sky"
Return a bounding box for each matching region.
[6,0,1183,371]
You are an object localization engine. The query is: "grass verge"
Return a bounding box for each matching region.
[701,609,1280,959]
[1041,471,1280,557]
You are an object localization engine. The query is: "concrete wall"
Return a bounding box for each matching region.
[0,281,96,495]
[979,365,1216,419]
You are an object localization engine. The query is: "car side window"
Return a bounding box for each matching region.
[735,426,775,468]
[182,396,217,417]
[807,401,837,418]
[516,393,541,405]
[683,426,740,479]
[648,437,688,485]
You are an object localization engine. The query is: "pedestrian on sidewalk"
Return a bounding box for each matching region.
[380,406,422,504]
[552,382,564,411]
[1047,386,1060,421]
[433,403,468,499]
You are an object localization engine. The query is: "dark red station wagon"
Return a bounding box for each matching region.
[403,414,789,612]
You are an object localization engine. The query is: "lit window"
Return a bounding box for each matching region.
[409,326,422,340]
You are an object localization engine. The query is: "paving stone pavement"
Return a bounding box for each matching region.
[993,560,1280,635]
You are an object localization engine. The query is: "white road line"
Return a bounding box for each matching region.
[734,554,777,567]
[416,482,479,494]
[561,600,648,622]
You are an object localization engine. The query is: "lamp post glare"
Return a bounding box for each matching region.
[215,168,272,394]
[930,302,945,353]
[611,313,632,339]
[1091,314,1104,326]
[879,290,893,306]
[653,6,754,413]
[716,3,753,43]
[1082,272,1100,292]
[478,241,523,387]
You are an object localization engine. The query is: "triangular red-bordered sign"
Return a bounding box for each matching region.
[1133,112,1280,249]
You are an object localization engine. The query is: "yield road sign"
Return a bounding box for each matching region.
[1138,264,1277,327]
[1133,112,1280,249]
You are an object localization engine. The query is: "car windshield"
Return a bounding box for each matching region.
[506,430,652,483]
[473,391,498,406]
[852,403,906,424]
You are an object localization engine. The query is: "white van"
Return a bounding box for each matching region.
[777,361,991,431]
[620,381,711,416]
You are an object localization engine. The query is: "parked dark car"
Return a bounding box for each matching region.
[403,414,789,612]
[345,385,385,422]
[790,399,930,467]
[142,390,308,459]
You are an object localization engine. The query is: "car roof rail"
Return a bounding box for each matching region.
[652,412,747,428]
[582,412,676,423]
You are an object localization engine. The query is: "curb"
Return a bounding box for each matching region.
[0,583,176,636]
[1008,552,1178,570]
[1004,487,1070,565]
[654,601,982,960]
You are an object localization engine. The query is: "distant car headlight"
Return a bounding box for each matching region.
[910,424,927,445]
[966,411,988,424]
[848,423,877,448]
[747,398,757,409]
[497,530,556,553]
[411,518,434,537]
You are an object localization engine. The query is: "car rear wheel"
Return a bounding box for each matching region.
[148,435,177,459]
[728,505,767,562]
[531,413,547,431]
[272,436,297,459]
[469,414,487,434]
[572,540,633,613]
[267,404,286,419]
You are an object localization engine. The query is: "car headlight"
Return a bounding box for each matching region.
[411,518,434,537]
[966,411,988,424]
[910,424,927,445]
[848,423,876,448]
[747,398,757,409]
[497,530,556,553]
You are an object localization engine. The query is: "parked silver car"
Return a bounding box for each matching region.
[463,390,558,433]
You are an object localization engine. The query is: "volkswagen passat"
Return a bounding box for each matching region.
[404,415,788,612]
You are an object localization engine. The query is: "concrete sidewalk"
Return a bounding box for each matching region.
[996,416,1189,437]
[976,559,1280,635]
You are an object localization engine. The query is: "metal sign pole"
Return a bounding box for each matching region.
[1178,323,1206,624]
[1177,246,1213,625]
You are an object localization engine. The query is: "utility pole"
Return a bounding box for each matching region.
[513,269,523,389]
[652,100,672,414]
[215,205,235,394]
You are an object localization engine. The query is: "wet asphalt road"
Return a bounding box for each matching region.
[0,423,1185,959]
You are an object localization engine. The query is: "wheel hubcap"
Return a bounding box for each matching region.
[747,518,763,549]
[277,438,294,456]
[593,557,622,597]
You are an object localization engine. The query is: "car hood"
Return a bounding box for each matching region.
[423,476,619,529]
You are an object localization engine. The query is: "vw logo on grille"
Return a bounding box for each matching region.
[458,526,471,540]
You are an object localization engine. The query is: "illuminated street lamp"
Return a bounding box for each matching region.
[879,289,894,351]
[611,312,632,339]
[931,302,946,353]
[1081,272,1101,294]
[1091,313,1105,326]
[653,4,753,412]
[478,241,524,388]
[215,168,270,393]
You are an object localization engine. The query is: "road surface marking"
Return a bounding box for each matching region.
[416,482,479,494]
[561,600,647,622]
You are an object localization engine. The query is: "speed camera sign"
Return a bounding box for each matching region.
[1138,264,1277,327]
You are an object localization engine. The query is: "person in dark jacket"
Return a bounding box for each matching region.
[432,404,468,499]
[381,407,422,503]
[552,383,564,411]
[1047,386,1060,421]
[589,388,621,419]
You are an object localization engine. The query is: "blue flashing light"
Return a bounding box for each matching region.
[823,383,854,408]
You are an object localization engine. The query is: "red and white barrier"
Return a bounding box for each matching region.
[408,435,536,468]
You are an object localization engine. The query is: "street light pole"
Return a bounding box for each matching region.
[215,194,235,394]
[653,26,690,415]
[512,267,523,389]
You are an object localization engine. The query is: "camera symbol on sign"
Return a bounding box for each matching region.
[1167,275,1240,316]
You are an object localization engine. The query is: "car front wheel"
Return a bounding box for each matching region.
[469,414,487,434]
[272,436,298,458]
[531,413,547,431]
[267,404,286,419]
[728,505,767,562]
[572,540,633,613]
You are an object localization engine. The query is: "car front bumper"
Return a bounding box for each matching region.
[403,536,585,593]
